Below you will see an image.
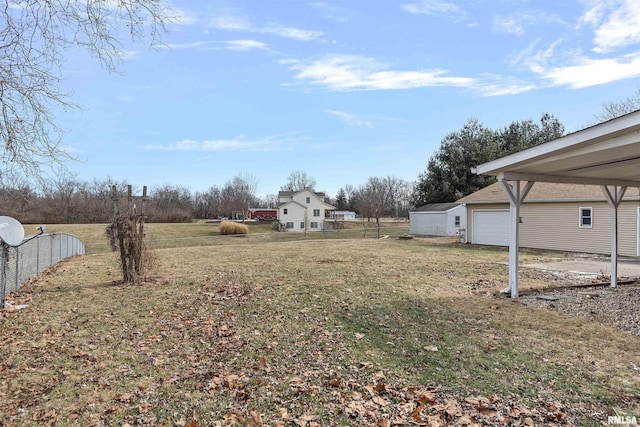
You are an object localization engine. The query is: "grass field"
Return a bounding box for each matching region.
[44,220,411,255]
[1,224,638,426]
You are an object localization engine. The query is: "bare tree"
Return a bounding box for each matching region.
[0,1,173,181]
[356,176,405,226]
[281,171,317,192]
[221,173,260,216]
[593,87,640,123]
[259,193,279,208]
[148,184,193,222]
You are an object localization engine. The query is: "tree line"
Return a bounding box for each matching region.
[0,170,414,225]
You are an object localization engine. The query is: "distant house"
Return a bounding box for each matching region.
[409,203,466,236]
[458,182,640,256]
[277,189,336,232]
[330,210,357,221]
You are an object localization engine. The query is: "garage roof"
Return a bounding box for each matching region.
[411,202,461,212]
[473,109,640,187]
[459,181,640,204]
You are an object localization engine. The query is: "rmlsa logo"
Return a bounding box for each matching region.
[608,415,638,425]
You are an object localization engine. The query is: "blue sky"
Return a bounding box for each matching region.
[58,0,640,197]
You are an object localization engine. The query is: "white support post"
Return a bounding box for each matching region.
[601,185,627,288]
[500,180,534,298]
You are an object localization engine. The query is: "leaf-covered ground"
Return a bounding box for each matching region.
[1,238,638,426]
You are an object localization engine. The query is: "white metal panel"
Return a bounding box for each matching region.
[472,210,510,246]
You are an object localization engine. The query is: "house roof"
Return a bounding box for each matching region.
[412,202,461,212]
[278,189,326,198]
[278,200,307,209]
[473,109,640,188]
[458,181,640,204]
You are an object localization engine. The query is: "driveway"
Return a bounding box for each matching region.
[522,258,640,279]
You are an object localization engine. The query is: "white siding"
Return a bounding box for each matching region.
[410,212,447,235]
[409,205,466,236]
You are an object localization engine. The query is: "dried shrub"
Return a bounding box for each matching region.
[106,215,156,284]
[219,221,249,235]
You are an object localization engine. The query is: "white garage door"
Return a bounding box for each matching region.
[472,210,510,246]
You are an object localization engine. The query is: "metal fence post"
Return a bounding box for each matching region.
[1,245,5,307]
[36,235,40,275]
[15,246,19,292]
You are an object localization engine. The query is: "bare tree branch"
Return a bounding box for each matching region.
[0,0,174,182]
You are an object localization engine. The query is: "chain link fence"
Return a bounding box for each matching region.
[1,233,85,307]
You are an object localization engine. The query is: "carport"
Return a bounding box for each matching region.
[473,110,640,298]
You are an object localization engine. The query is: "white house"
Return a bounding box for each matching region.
[409,203,466,236]
[277,189,336,232]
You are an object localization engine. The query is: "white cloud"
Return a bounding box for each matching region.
[311,2,350,23]
[210,14,323,41]
[513,40,640,88]
[541,53,640,88]
[263,25,323,41]
[577,0,640,53]
[163,39,268,52]
[211,15,251,31]
[493,11,564,36]
[401,0,462,16]
[476,81,537,96]
[144,134,304,152]
[284,54,476,91]
[224,40,269,51]
[325,110,373,128]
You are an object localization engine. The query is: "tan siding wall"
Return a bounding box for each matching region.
[466,201,639,256]
[618,204,638,256]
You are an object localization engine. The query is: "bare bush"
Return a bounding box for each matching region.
[106,215,156,283]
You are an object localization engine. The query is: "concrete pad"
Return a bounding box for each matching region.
[522,259,640,278]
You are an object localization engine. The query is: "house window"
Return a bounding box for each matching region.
[300,222,305,229]
[454,215,461,227]
[579,207,592,228]
[310,222,318,229]
[283,208,288,215]
[313,209,320,217]
[286,222,294,229]
[306,197,310,203]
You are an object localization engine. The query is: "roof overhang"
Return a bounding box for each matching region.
[473,110,640,187]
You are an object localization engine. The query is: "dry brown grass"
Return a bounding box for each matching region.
[219,220,249,235]
[0,237,638,426]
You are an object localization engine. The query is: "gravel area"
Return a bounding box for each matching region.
[519,280,640,337]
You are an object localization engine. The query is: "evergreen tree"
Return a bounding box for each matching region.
[411,114,564,206]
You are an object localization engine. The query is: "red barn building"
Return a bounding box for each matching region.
[248,208,277,221]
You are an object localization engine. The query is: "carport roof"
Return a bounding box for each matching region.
[473,109,640,187]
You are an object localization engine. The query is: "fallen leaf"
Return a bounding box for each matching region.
[443,399,462,417]
[328,377,342,387]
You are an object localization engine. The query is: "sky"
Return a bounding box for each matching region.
[56,0,640,198]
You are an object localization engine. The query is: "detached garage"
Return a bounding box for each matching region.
[459,181,640,255]
[409,203,465,236]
